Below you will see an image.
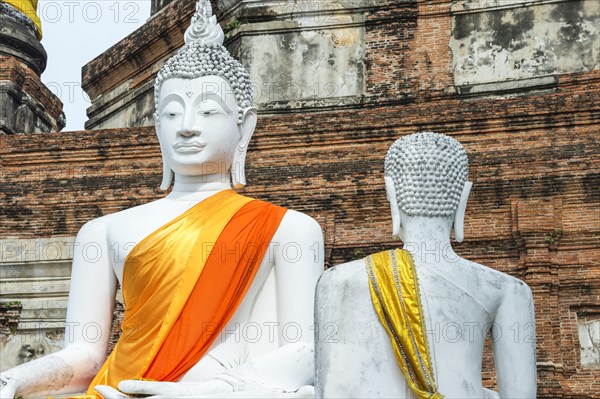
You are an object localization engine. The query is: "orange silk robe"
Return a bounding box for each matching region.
[87,190,286,394]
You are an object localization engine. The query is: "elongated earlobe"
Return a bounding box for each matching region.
[155,117,173,191]
[160,155,173,190]
[384,176,402,239]
[452,181,472,242]
[232,107,257,188]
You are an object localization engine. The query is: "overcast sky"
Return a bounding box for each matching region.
[38,0,152,131]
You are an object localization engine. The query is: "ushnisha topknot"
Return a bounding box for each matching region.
[154,0,253,124]
[384,132,469,217]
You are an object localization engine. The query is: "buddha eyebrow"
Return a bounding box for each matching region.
[158,93,185,112]
[197,91,233,113]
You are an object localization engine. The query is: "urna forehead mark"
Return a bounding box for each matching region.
[159,77,237,111]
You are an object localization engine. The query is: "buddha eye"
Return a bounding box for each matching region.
[160,101,184,119]
[161,109,182,119]
[163,112,180,120]
[198,98,225,116]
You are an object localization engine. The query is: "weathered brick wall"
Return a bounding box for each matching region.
[0,56,65,134]
[364,2,419,102]
[1,0,599,396]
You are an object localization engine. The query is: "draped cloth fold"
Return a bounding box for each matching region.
[86,190,287,395]
[4,0,42,38]
[365,249,443,399]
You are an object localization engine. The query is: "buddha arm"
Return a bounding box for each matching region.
[273,211,324,346]
[493,282,537,398]
[1,219,117,397]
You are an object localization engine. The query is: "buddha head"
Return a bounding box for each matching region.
[383,132,472,241]
[153,0,256,190]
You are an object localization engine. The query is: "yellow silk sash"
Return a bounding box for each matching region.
[365,249,443,399]
[4,0,42,38]
[87,190,253,391]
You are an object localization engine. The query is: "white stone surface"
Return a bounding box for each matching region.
[450,0,599,87]
[244,22,365,107]
[578,316,600,368]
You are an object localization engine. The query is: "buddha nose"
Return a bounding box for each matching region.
[181,107,198,134]
[178,129,200,138]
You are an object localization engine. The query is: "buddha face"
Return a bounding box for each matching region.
[156,75,253,181]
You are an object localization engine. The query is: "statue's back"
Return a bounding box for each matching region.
[315,259,410,398]
[315,255,526,398]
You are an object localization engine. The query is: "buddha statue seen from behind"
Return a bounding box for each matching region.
[0,1,323,397]
[315,132,537,398]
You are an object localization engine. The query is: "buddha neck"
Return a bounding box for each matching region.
[167,173,232,201]
[400,215,459,264]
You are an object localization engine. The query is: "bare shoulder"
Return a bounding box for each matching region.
[458,258,533,301]
[76,213,112,239]
[317,259,367,295]
[112,198,165,219]
[280,209,322,230]
[77,199,164,238]
[275,209,323,242]
[316,260,370,319]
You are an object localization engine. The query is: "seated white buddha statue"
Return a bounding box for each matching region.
[0,2,323,398]
[314,132,537,398]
